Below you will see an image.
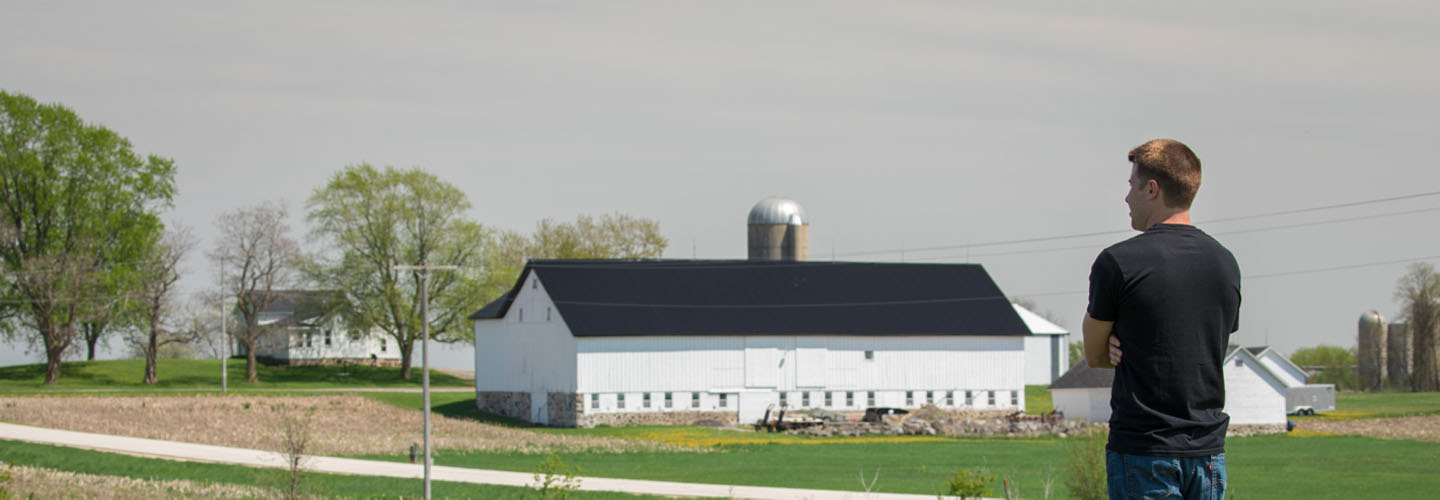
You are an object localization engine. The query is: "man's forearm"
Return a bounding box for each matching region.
[1082,315,1115,368]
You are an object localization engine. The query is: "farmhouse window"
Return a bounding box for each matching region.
[349,329,361,342]
[324,329,332,346]
[380,338,387,352]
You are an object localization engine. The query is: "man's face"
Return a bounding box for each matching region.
[1125,165,1150,231]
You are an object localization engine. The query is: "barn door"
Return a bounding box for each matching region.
[531,391,548,425]
[744,337,781,388]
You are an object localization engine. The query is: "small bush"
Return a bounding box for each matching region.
[1064,427,1108,500]
[532,453,582,500]
[945,468,996,499]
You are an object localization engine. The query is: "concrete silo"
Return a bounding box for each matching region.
[1387,322,1412,389]
[747,196,809,261]
[1358,310,1386,391]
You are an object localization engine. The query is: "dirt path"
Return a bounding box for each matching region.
[1293,415,1440,442]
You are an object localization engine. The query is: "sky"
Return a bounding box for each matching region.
[3,1,1439,368]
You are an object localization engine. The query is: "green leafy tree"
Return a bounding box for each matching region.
[1291,344,1358,389]
[0,90,174,384]
[306,165,506,379]
[1395,262,1440,392]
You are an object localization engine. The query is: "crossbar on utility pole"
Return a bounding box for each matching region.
[394,263,458,500]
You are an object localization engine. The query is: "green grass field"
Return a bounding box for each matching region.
[0,439,658,499]
[1295,391,1440,420]
[0,359,471,393]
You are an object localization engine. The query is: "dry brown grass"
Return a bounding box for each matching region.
[0,461,293,499]
[0,395,675,456]
[1294,415,1440,442]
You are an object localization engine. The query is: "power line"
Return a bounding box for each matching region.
[1011,254,1440,298]
[835,190,1440,258]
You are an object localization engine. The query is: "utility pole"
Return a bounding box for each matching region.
[394,263,457,500]
[220,257,227,393]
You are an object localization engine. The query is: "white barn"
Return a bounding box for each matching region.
[240,290,400,366]
[1049,346,1302,427]
[472,259,1040,427]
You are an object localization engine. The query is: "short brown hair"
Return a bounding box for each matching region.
[1128,138,1201,209]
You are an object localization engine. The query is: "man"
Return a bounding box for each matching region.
[1084,139,1241,500]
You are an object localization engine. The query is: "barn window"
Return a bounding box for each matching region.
[946,391,955,406]
[590,394,599,409]
[618,394,626,409]
[532,278,537,289]
[802,392,811,407]
[905,391,913,406]
[643,393,652,408]
[965,390,973,406]
[546,308,552,321]
[824,392,833,407]
[846,392,854,407]
[691,392,700,408]
[926,391,934,404]
[987,391,996,406]
[864,350,874,360]
[665,392,673,408]
[867,391,876,407]
[779,392,788,407]
[1011,391,1019,406]
[719,394,728,408]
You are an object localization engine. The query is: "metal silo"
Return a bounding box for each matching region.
[1387,322,1412,389]
[1358,310,1386,391]
[747,196,809,261]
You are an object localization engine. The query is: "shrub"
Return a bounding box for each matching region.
[945,468,996,499]
[1064,427,1108,500]
[532,453,582,500]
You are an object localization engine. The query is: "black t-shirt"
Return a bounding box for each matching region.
[1088,224,1241,457]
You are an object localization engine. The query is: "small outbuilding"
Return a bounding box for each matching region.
[1049,346,1309,428]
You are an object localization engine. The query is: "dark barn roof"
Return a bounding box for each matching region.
[470,260,1029,337]
[1048,361,1114,390]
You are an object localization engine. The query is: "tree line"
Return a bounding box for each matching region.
[1,90,667,385]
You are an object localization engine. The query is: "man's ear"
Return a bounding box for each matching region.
[1146,179,1161,201]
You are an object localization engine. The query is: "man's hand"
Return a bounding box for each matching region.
[1109,334,1123,366]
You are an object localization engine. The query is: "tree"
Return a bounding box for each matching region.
[1394,262,1440,392]
[306,165,505,379]
[209,201,301,383]
[0,90,175,384]
[1291,345,1358,390]
[489,213,669,285]
[127,227,196,384]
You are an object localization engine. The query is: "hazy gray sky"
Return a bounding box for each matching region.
[3,1,1438,366]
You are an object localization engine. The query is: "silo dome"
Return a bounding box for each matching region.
[748,196,808,226]
[747,196,809,261]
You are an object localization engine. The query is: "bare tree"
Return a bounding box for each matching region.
[127,227,197,384]
[209,202,301,383]
[1395,262,1440,392]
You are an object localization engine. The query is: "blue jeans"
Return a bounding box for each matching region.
[1106,450,1226,500]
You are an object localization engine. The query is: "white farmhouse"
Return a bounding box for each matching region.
[240,290,400,366]
[1049,346,1318,429]
[471,259,1038,427]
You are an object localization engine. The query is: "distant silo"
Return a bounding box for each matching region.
[1388,322,1412,389]
[747,196,809,261]
[1358,310,1386,391]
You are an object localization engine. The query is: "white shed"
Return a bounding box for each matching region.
[1014,304,1069,384]
[473,259,1034,427]
[1049,346,1292,427]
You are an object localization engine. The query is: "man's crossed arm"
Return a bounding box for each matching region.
[1082,315,1123,368]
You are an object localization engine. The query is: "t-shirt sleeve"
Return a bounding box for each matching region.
[1087,250,1121,322]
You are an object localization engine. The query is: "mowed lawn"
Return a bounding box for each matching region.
[0,359,471,392]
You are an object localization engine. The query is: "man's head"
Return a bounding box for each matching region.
[1125,139,1201,230]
